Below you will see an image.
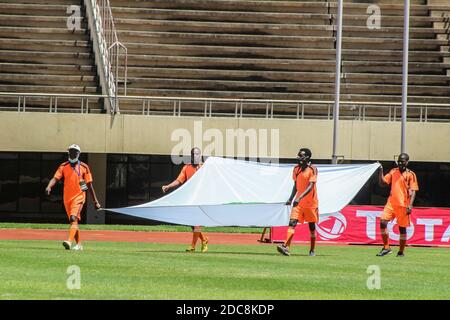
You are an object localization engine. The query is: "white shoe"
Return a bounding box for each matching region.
[73,244,83,251]
[62,241,72,250]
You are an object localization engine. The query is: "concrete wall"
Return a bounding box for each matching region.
[1,112,449,162]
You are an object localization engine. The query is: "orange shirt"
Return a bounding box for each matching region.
[176,163,203,184]
[293,165,318,208]
[384,168,419,207]
[53,161,93,204]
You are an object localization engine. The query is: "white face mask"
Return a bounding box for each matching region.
[68,156,80,164]
[68,149,80,164]
[68,156,79,164]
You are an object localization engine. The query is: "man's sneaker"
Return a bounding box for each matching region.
[73,244,83,251]
[62,241,72,250]
[185,247,195,252]
[277,245,290,256]
[309,250,316,257]
[201,238,208,253]
[396,252,405,257]
[376,248,392,256]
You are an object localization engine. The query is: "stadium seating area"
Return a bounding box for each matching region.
[0,0,100,111]
[0,0,449,117]
[111,0,450,116]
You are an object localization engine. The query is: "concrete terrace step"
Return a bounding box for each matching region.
[0,3,78,16]
[123,87,338,101]
[0,62,95,75]
[0,84,98,94]
[124,55,450,74]
[340,14,443,27]
[0,14,87,28]
[121,88,450,104]
[341,26,448,39]
[0,0,81,5]
[117,43,450,63]
[0,73,97,86]
[121,67,450,85]
[110,8,444,27]
[125,68,335,82]
[121,77,450,95]
[0,38,91,53]
[342,37,449,51]
[341,49,450,63]
[114,19,448,39]
[329,3,441,16]
[111,8,333,24]
[0,26,89,41]
[0,50,93,65]
[109,0,330,13]
[118,31,336,48]
[114,19,334,36]
[342,61,450,75]
[119,33,448,52]
[109,0,433,13]
[343,73,449,85]
[125,55,337,72]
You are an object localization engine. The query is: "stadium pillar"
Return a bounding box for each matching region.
[401,0,410,154]
[332,0,343,164]
[86,153,107,224]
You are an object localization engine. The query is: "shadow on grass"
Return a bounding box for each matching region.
[131,249,336,257]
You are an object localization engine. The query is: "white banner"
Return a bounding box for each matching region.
[108,157,379,227]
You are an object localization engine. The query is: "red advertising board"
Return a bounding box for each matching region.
[271,206,450,247]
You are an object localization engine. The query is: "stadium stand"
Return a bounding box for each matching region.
[108,0,450,117]
[0,0,101,112]
[0,0,449,118]
[0,1,449,224]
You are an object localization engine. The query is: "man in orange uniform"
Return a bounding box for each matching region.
[277,148,319,257]
[45,144,102,251]
[162,147,209,253]
[377,153,419,257]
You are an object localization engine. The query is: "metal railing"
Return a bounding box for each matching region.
[0,93,103,114]
[133,97,450,122]
[1,93,450,123]
[90,0,127,114]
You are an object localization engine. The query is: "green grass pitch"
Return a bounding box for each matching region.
[0,240,449,299]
